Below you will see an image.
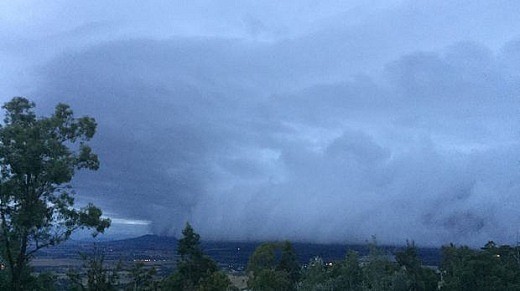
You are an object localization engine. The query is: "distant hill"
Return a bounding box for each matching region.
[99,235,441,267]
[103,234,178,250]
[36,235,441,267]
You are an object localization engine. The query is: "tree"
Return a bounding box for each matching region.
[198,271,236,291]
[247,243,276,275]
[299,256,331,290]
[276,241,301,285]
[362,238,398,290]
[126,262,158,291]
[247,242,300,290]
[336,250,363,290]
[0,97,111,290]
[440,242,520,290]
[395,241,438,291]
[247,268,291,291]
[67,247,121,291]
[164,223,231,290]
[300,251,363,290]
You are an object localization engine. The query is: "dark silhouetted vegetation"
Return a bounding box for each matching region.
[163,223,233,290]
[0,97,110,290]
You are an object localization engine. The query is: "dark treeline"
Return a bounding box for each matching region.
[5,223,520,290]
[243,238,520,291]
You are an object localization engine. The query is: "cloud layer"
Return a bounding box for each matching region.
[3,1,520,246]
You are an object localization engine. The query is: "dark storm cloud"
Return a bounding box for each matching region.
[3,1,520,245]
[30,36,520,246]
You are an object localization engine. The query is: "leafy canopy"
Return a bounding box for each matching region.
[0,97,110,290]
[165,223,232,291]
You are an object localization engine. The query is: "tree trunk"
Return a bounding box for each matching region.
[10,234,28,291]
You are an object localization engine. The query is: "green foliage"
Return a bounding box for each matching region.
[0,97,110,290]
[31,272,57,291]
[247,243,276,275]
[328,251,364,290]
[0,271,57,291]
[198,271,236,291]
[125,262,158,291]
[277,241,301,284]
[164,223,231,291]
[247,241,300,290]
[362,239,398,290]
[67,247,121,291]
[299,239,440,291]
[178,223,204,260]
[248,268,291,291]
[299,256,333,290]
[440,242,520,290]
[394,241,438,291]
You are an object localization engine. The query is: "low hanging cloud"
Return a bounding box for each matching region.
[28,36,520,246]
[3,1,520,246]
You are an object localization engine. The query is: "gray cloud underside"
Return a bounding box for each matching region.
[31,36,520,246]
[4,0,520,246]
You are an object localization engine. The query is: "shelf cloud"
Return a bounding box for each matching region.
[2,0,520,246]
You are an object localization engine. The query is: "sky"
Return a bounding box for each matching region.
[2,0,520,246]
